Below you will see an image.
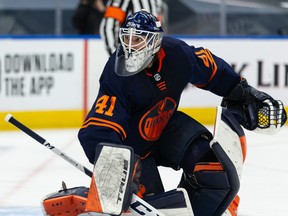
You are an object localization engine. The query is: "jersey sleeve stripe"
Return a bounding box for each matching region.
[194,49,218,88]
[82,117,127,140]
[195,49,218,80]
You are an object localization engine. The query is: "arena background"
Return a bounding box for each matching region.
[1,0,288,130]
[0,1,288,215]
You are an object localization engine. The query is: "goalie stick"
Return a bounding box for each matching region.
[4,113,165,216]
[4,114,93,178]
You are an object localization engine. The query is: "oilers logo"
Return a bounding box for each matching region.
[139,97,176,141]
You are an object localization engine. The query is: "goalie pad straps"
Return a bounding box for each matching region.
[85,143,135,215]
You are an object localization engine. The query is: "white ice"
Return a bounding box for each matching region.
[0,126,287,216]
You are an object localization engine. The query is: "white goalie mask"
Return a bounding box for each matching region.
[115,10,163,76]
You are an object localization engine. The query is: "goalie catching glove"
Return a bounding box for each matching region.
[221,78,287,134]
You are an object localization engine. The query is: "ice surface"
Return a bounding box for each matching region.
[0,126,287,216]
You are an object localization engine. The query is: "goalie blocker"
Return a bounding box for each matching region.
[85,143,138,215]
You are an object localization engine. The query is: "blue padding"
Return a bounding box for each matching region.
[211,142,240,216]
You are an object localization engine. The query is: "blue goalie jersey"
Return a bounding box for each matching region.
[78,36,241,163]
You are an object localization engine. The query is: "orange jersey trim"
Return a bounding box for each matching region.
[82,117,127,140]
[104,6,127,24]
[145,47,166,76]
[194,49,218,88]
[157,47,166,72]
[157,81,166,90]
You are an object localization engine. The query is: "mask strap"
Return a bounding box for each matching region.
[128,28,133,54]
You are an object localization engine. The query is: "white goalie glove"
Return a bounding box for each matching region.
[221,78,287,135]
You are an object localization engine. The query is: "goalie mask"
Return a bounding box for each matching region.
[115,10,164,76]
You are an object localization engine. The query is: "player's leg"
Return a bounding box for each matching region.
[136,110,211,199]
[156,111,241,216]
[137,156,165,198]
[155,111,213,169]
[179,135,240,216]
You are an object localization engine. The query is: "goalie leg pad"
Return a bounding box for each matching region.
[180,162,237,216]
[85,143,136,215]
[179,107,245,216]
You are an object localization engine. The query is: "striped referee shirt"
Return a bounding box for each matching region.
[100,0,163,56]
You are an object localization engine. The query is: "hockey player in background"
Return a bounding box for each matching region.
[100,0,163,56]
[78,10,287,216]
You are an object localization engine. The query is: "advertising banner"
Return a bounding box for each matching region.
[0,37,287,128]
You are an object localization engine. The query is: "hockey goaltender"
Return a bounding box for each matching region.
[42,10,287,216]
